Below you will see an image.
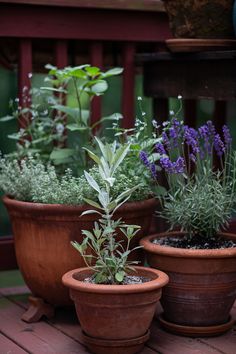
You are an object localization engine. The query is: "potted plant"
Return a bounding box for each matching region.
[163,0,235,39]
[0,67,157,322]
[140,119,236,336]
[62,139,169,354]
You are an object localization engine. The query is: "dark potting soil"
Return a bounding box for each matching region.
[153,235,236,250]
[83,275,150,285]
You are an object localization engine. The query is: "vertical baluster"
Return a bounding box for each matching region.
[18,38,32,128]
[184,99,197,127]
[55,40,68,69]
[122,42,135,129]
[153,98,169,123]
[213,100,227,132]
[90,41,103,132]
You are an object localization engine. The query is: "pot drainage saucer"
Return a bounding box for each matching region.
[159,314,235,337]
[81,329,150,354]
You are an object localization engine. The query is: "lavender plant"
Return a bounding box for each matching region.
[71,138,142,284]
[140,118,236,243]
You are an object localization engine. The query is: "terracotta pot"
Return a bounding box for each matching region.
[62,266,169,354]
[163,0,235,39]
[3,195,157,306]
[140,231,236,336]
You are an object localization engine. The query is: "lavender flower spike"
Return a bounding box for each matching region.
[222,125,232,147]
[155,143,166,155]
[214,134,225,157]
[139,151,150,167]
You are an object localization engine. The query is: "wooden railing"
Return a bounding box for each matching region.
[0,0,170,270]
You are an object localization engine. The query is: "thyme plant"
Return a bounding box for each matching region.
[140,118,236,241]
[72,138,141,284]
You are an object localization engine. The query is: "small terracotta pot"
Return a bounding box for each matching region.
[140,231,236,336]
[3,195,157,306]
[62,266,169,354]
[163,0,235,39]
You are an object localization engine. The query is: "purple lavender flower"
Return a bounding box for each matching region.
[169,118,181,147]
[139,151,150,167]
[222,125,232,148]
[206,121,216,137]
[162,131,170,150]
[155,143,166,155]
[160,156,185,174]
[149,163,156,178]
[160,157,173,173]
[214,134,225,157]
[198,125,211,155]
[184,126,200,154]
[172,157,185,174]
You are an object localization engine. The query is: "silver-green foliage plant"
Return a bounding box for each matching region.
[163,168,236,240]
[72,138,141,284]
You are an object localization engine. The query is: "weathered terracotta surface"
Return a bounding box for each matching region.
[163,0,234,38]
[141,232,236,333]
[62,266,169,354]
[3,195,156,306]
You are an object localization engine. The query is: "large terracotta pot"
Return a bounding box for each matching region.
[62,266,169,354]
[3,195,157,307]
[163,0,235,38]
[140,231,236,336]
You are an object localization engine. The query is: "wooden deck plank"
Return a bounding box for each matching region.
[0,333,29,354]
[0,295,89,354]
[147,319,222,354]
[1,286,236,354]
[198,306,236,354]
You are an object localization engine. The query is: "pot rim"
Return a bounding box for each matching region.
[62,266,169,294]
[3,194,157,213]
[140,231,236,258]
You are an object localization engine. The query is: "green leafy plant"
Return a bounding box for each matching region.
[72,138,141,284]
[1,64,123,175]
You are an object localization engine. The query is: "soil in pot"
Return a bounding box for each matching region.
[62,266,169,354]
[140,232,236,336]
[163,0,235,39]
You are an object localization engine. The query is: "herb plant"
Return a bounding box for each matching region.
[1,64,123,175]
[140,118,236,243]
[0,155,150,204]
[72,138,141,284]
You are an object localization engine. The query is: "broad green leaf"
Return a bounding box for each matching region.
[0,115,14,122]
[91,80,108,95]
[91,113,122,130]
[102,67,123,77]
[115,271,125,283]
[50,148,74,161]
[85,66,100,76]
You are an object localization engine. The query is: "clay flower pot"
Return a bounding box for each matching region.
[62,266,169,354]
[140,231,236,337]
[163,0,235,39]
[3,195,157,308]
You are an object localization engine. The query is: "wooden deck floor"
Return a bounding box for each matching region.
[0,285,236,354]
